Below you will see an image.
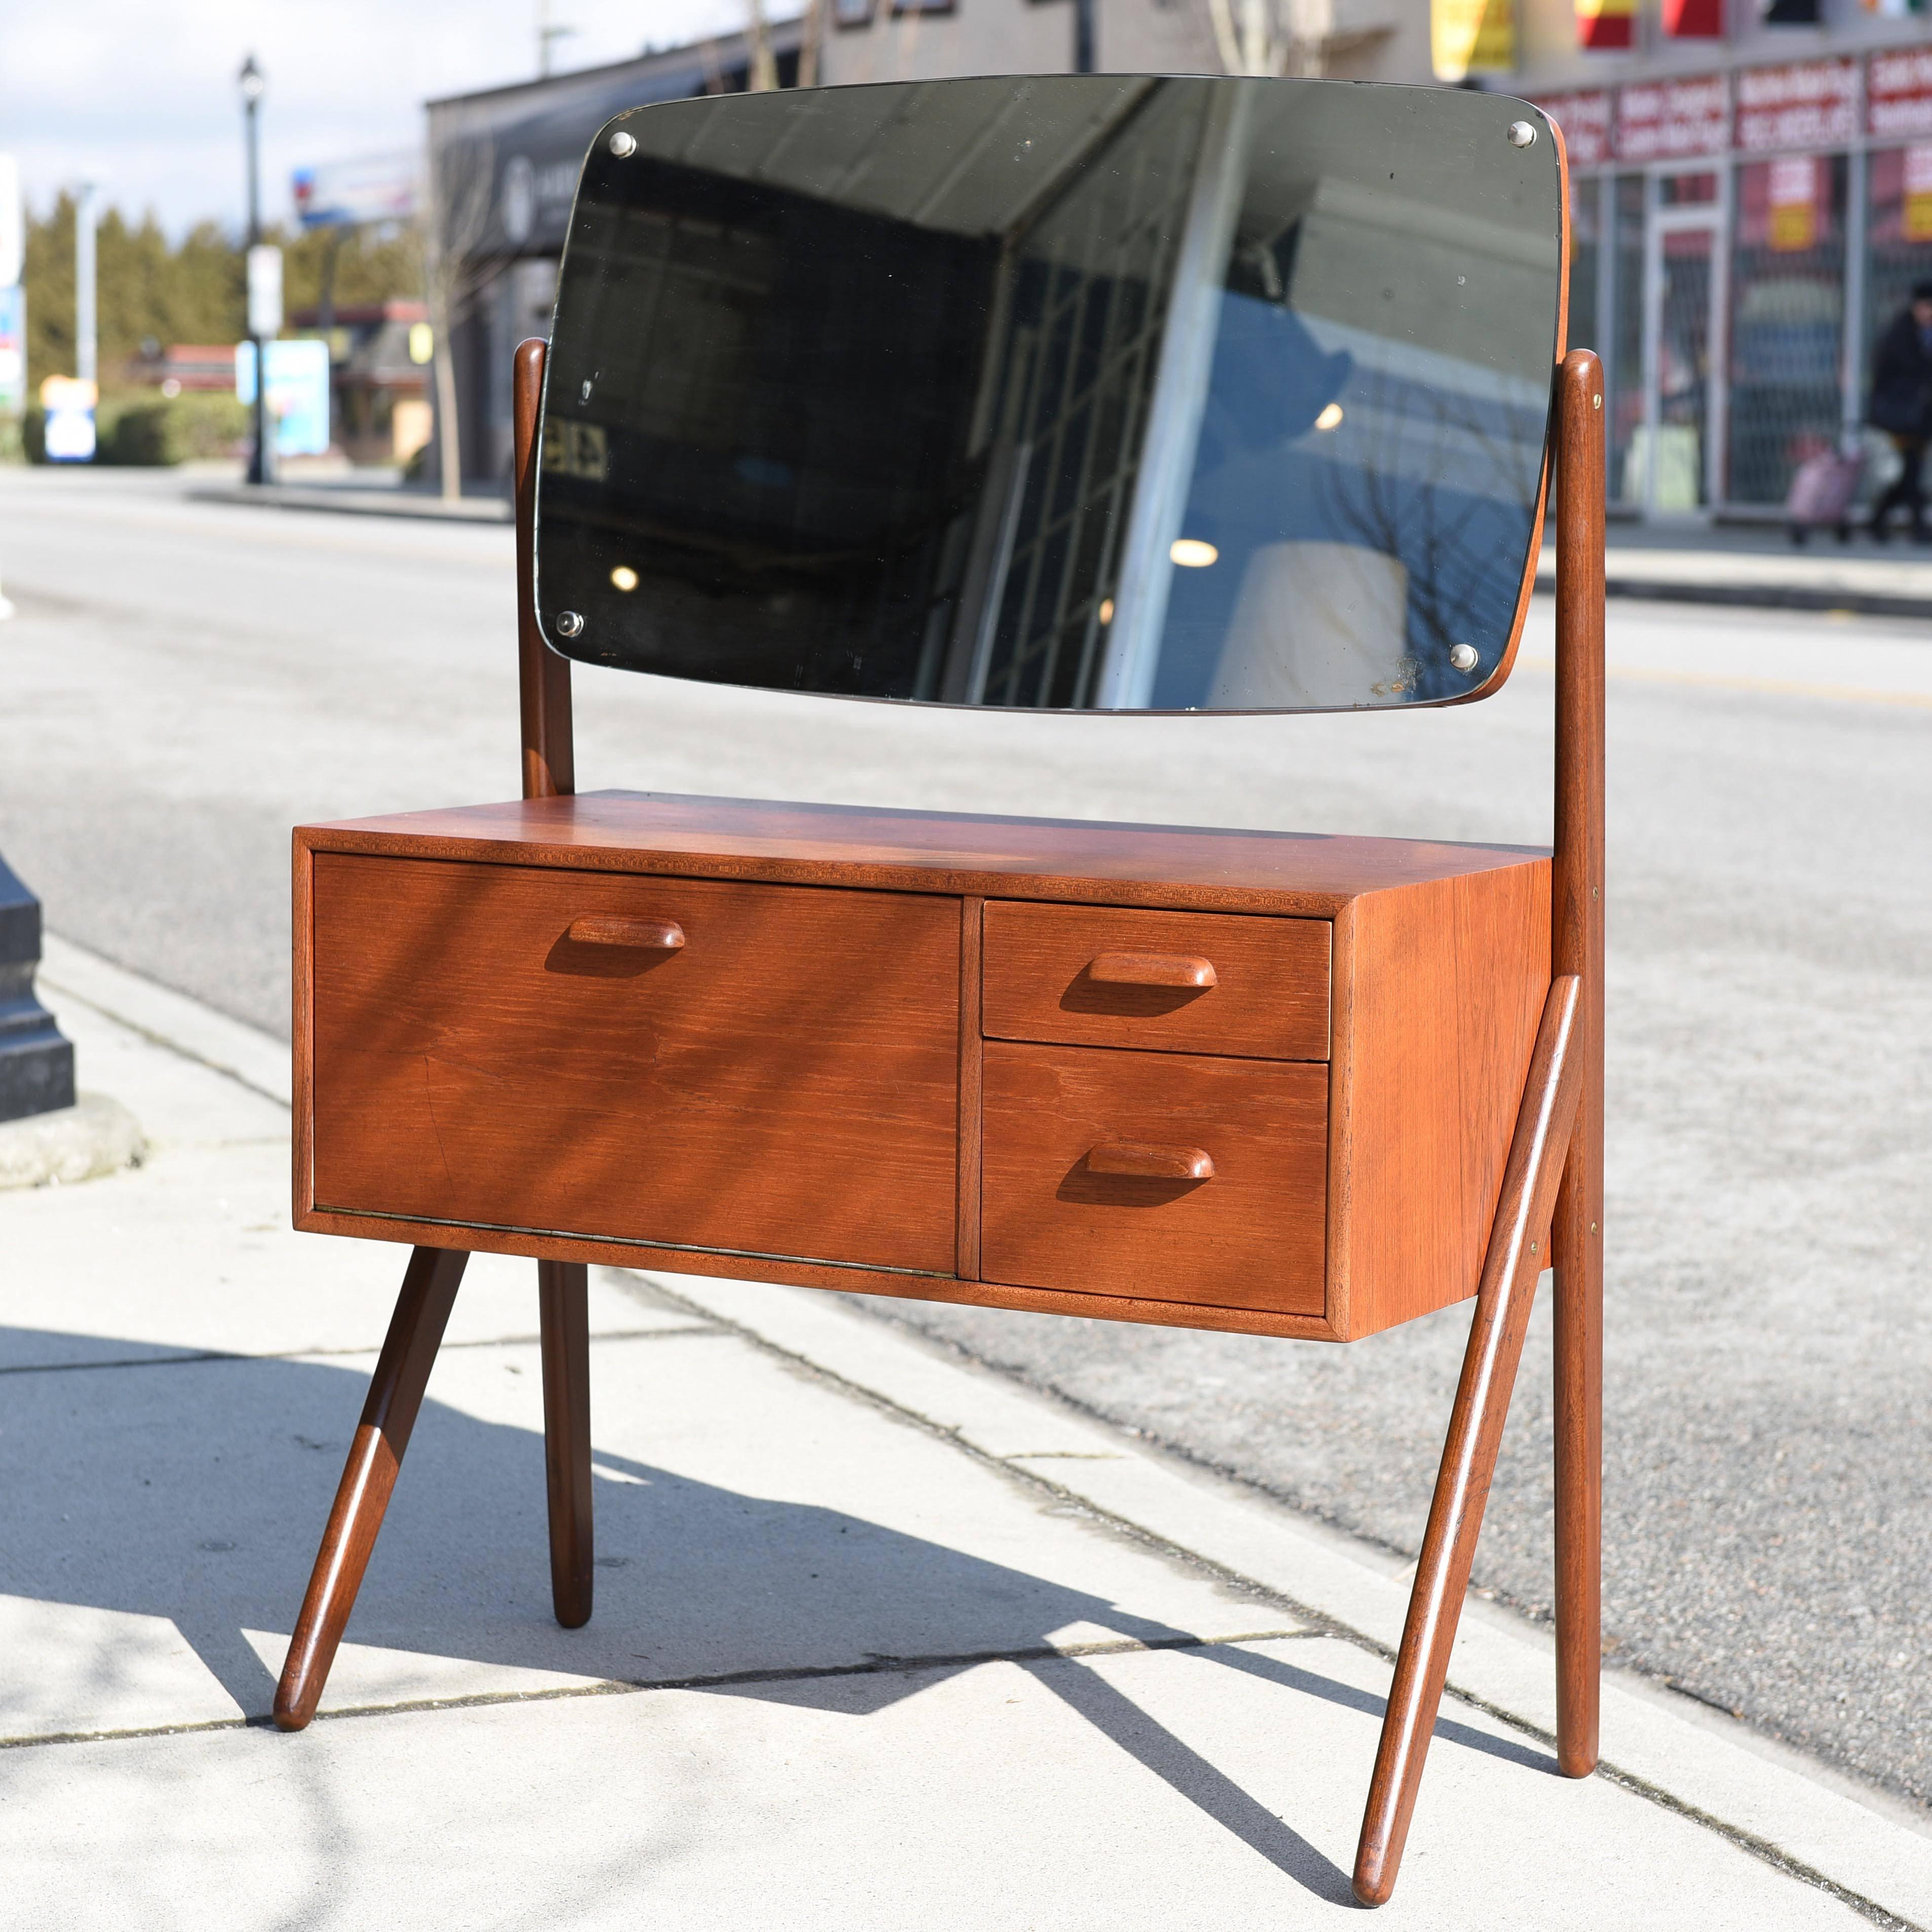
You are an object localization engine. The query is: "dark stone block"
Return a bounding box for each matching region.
[0,856,75,1126]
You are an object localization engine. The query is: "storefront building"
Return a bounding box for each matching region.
[1525,38,1932,518]
[425,25,807,485]
[423,3,1435,485]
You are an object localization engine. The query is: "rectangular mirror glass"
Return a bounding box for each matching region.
[535,75,1566,713]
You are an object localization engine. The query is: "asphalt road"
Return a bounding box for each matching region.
[4,464,1929,1811]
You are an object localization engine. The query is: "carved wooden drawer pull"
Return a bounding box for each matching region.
[567,915,687,950]
[1085,1140,1217,1181]
[1086,951,1218,988]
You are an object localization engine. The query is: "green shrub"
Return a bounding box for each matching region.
[97,392,248,466]
[18,391,250,466]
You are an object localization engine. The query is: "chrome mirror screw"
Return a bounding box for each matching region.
[556,611,585,638]
[1507,121,1537,148]
[609,131,637,158]
[1449,643,1480,673]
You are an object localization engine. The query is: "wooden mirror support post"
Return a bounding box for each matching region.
[272,337,1607,1913]
[1350,347,1605,1903]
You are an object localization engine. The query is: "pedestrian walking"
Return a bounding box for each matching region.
[1867,280,1932,542]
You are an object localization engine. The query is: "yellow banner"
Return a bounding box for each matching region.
[1906,146,1932,244]
[1433,0,1515,81]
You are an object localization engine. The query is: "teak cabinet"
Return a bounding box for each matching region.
[295,796,1550,1344]
[272,337,1607,1913]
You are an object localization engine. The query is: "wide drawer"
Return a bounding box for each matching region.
[308,856,960,1273]
[979,1041,1327,1315]
[981,902,1329,1061]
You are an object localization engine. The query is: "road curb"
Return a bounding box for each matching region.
[647,1268,1932,1930]
[37,934,291,1108]
[185,484,510,525]
[1534,567,1932,620]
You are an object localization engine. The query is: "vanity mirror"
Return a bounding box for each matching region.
[272,74,1603,1911]
[535,75,1564,712]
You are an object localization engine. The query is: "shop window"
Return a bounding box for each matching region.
[1659,171,1719,206]
[890,0,955,11]
[1864,146,1932,414]
[833,0,875,23]
[1727,153,1847,506]
[1609,174,1645,504]
[1569,176,1602,359]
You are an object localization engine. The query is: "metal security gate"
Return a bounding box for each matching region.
[1638,199,1727,514]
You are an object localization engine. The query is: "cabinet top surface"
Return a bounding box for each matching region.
[301,792,1549,915]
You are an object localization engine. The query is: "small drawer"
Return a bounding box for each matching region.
[982,902,1329,1061]
[980,1042,1327,1316]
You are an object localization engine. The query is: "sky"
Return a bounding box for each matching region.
[0,0,798,237]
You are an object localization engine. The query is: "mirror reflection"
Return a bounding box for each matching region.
[535,75,1565,713]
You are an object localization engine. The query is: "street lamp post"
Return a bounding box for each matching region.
[238,54,274,487]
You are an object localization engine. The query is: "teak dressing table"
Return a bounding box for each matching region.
[272,78,1604,1909]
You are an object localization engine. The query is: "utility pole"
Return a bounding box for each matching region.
[74,184,99,392]
[538,1,577,75]
[748,0,779,91]
[238,54,276,487]
[1073,0,1095,72]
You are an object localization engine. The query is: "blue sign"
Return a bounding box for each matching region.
[236,338,332,457]
[0,284,24,417]
[292,153,420,230]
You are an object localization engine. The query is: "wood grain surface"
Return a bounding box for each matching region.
[514,338,575,801]
[274,1244,469,1730]
[980,1041,1327,1317]
[956,897,985,1281]
[297,792,1549,921]
[1352,975,1583,1905]
[1552,347,1608,1779]
[308,855,961,1274]
[983,900,1330,1061]
[295,1200,1348,1339]
[1327,863,1551,1340]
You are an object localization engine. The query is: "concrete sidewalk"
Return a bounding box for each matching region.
[6,944,1929,1929]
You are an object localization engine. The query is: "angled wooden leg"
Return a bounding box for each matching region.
[537,1259,594,1628]
[273,1245,468,1731]
[1352,978,1585,1907]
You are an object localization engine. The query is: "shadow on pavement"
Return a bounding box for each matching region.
[1,1326,1559,1903]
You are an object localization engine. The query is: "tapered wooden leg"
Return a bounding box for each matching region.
[1352,979,1584,1907]
[537,1259,594,1628]
[1553,348,1607,1782]
[273,1245,468,1732]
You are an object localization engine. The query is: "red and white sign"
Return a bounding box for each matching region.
[1735,59,1859,152]
[1535,89,1612,168]
[1869,48,1932,141]
[1615,75,1730,161]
